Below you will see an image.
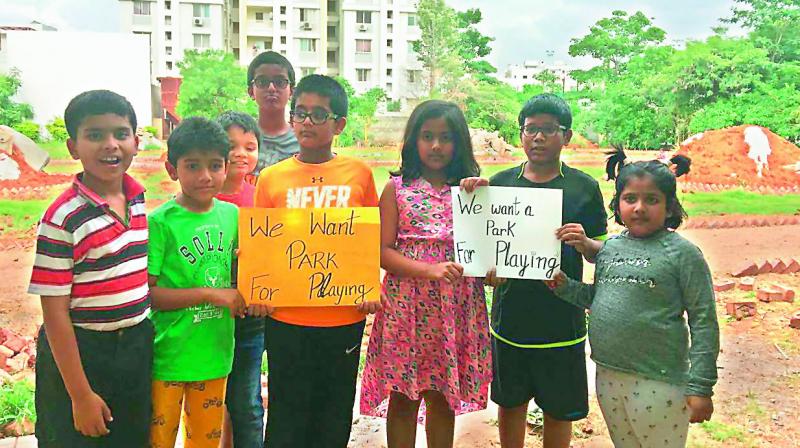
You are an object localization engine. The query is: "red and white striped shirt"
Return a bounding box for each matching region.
[28,173,150,331]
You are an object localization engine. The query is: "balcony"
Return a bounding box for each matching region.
[248,20,274,36]
[354,52,373,64]
[132,14,152,26]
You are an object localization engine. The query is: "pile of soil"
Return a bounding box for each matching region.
[676,125,800,189]
[566,133,599,150]
[0,149,71,192]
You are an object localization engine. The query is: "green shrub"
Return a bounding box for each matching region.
[45,117,68,142]
[0,380,36,427]
[387,100,402,112]
[15,120,41,142]
[143,125,160,137]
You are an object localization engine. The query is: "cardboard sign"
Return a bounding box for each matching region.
[451,186,563,279]
[238,207,380,307]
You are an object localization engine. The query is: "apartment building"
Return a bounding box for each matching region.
[120,0,426,100]
[504,60,578,92]
[119,0,227,83]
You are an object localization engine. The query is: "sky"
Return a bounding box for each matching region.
[1,0,745,73]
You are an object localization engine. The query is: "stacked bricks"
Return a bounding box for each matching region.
[731,257,800,277]
[0,328,36,375]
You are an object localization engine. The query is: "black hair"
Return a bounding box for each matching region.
[166,116,230,166]
[247,51,296,88]
[64,90,137,140]
[392,100,480,184]
[290,74,348,117]
[609,160,687,230]
[517,93,572,129]
[670,154,692,177]
[216,111,261,150]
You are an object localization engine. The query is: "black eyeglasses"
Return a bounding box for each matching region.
[290,108,340,125]
[251,77,290,89]
[521,124,567,137]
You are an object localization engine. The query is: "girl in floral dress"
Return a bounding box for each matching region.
[360,100,492,448]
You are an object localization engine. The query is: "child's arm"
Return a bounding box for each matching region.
[545,271,596,309]
[41,296,112,437]
[380,180,462,282]
[556,223,603,262]
[148,275,245,315]
[459,177,489,193]
[679,244,720,420]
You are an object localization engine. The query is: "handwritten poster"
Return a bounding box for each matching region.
[451,186,563,279]
[238,207,380,307]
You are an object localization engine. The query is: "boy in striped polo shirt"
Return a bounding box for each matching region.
[29,90,153,447]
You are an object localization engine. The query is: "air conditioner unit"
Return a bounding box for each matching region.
[301,22,312,30]
[358,24,368,31]
[193,17,204,26]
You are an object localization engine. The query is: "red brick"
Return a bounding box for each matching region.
[732,262,759,278]
[739,277,756,291]
[0,345,12,359]
[785,258,800,274]
[713,280,736,292]
[757,288,780,302]
[756,260,773,275]
[768,259,787,274]
[3,354,25,374]
[790,313,800,329]
[726,301,757,319]
[773,284,796,303]
[0,329,25,354]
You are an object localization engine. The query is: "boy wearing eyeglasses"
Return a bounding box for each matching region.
[247,51,300,179]
[462,94,608,448]
[253,74,380,447]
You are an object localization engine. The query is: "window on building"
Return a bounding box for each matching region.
[386,83,392,90]
[233,0,239,7]
[165,46,172,56]
[407,70,420,83]
[280,20,286,30]
[386,68,392,76]
[193,33,210,48]
[327,25,336,39]
[387,53,393,63]
[193,4,210,18]
[165,1,171,10]
[356,11,371,24]
[165,16,172,25]
[233,22,239,33]
[255,12,264,21]
[299,9,310,22]
[300,38,316,52]
[387,39,393,48]
[357,68,371,82]
[328,50,337,64]
[328,0,336,12]
[166,61,173,70]
[165,31,172,41]
[408,14,417,26]
[280,6,286,14]
[387,24,393,33]
[133,1,151,15]
[387,10,393,19]
[302,67,315,76]
[356,39,372,53]
[407,41,416,56]
[281,36,287,44]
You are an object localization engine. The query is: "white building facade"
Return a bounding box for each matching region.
[504,60,578,92]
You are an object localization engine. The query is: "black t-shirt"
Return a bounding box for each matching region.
[489,162,608,346]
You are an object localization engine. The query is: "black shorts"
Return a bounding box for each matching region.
[490,337,588,421]
[35,319,154,448]
[264,317,366,448]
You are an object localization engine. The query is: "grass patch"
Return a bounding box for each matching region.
[699,420,747,443]
[39,140,71,160]
[0,198,55,234]
[0,380,36,426]
[680,189,800,216]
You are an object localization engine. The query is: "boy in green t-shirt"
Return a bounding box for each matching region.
[147,116,245,448]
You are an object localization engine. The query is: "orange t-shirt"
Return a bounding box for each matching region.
[254,154,380,327]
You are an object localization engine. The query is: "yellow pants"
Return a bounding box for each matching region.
[151,377,228,448]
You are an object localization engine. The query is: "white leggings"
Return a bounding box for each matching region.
[595,365,690,448]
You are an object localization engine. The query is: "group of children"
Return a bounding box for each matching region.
[28,50,720,448]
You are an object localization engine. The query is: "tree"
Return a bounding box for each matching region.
[333,77,386,146]
[0,69,34,129]
[533,70,562,93]
[413,0,463,94]
[176,50,256,119]
[723,0,800,62]
[568,10,666,85]
[456,9,496,76]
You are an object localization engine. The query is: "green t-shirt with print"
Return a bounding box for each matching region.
[148,199,238,381]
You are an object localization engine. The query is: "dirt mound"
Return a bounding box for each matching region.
[676,125,800,189]
[0,148,71,192]
[566,132,599,150]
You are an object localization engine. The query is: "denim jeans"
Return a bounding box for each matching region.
[225,316,266,448]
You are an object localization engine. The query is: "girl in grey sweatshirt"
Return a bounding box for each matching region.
[548,161,719,448]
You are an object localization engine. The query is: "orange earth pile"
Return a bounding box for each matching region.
[0,149,70,191]
[677,125,800,188]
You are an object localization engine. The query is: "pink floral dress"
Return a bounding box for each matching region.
[360,176,492,417]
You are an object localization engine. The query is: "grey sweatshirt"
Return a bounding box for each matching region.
[254,130,300,176]
[554,229,720,397]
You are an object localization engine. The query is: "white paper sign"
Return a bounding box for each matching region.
[451,186,563,279]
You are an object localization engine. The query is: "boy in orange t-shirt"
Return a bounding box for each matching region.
[254,74,380,447]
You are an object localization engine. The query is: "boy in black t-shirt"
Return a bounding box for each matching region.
[463,94,607,448]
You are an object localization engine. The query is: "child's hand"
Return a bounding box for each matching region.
[426,262,464,284]
[484,267,506,287]
[247,304,275,317]
[210,289,246,316]
[459,177,489,193]
[72,391,112,437]
[686,395,714,423]
[357,300,382,315]
[557,223,602,261]
[543,271,567,290]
